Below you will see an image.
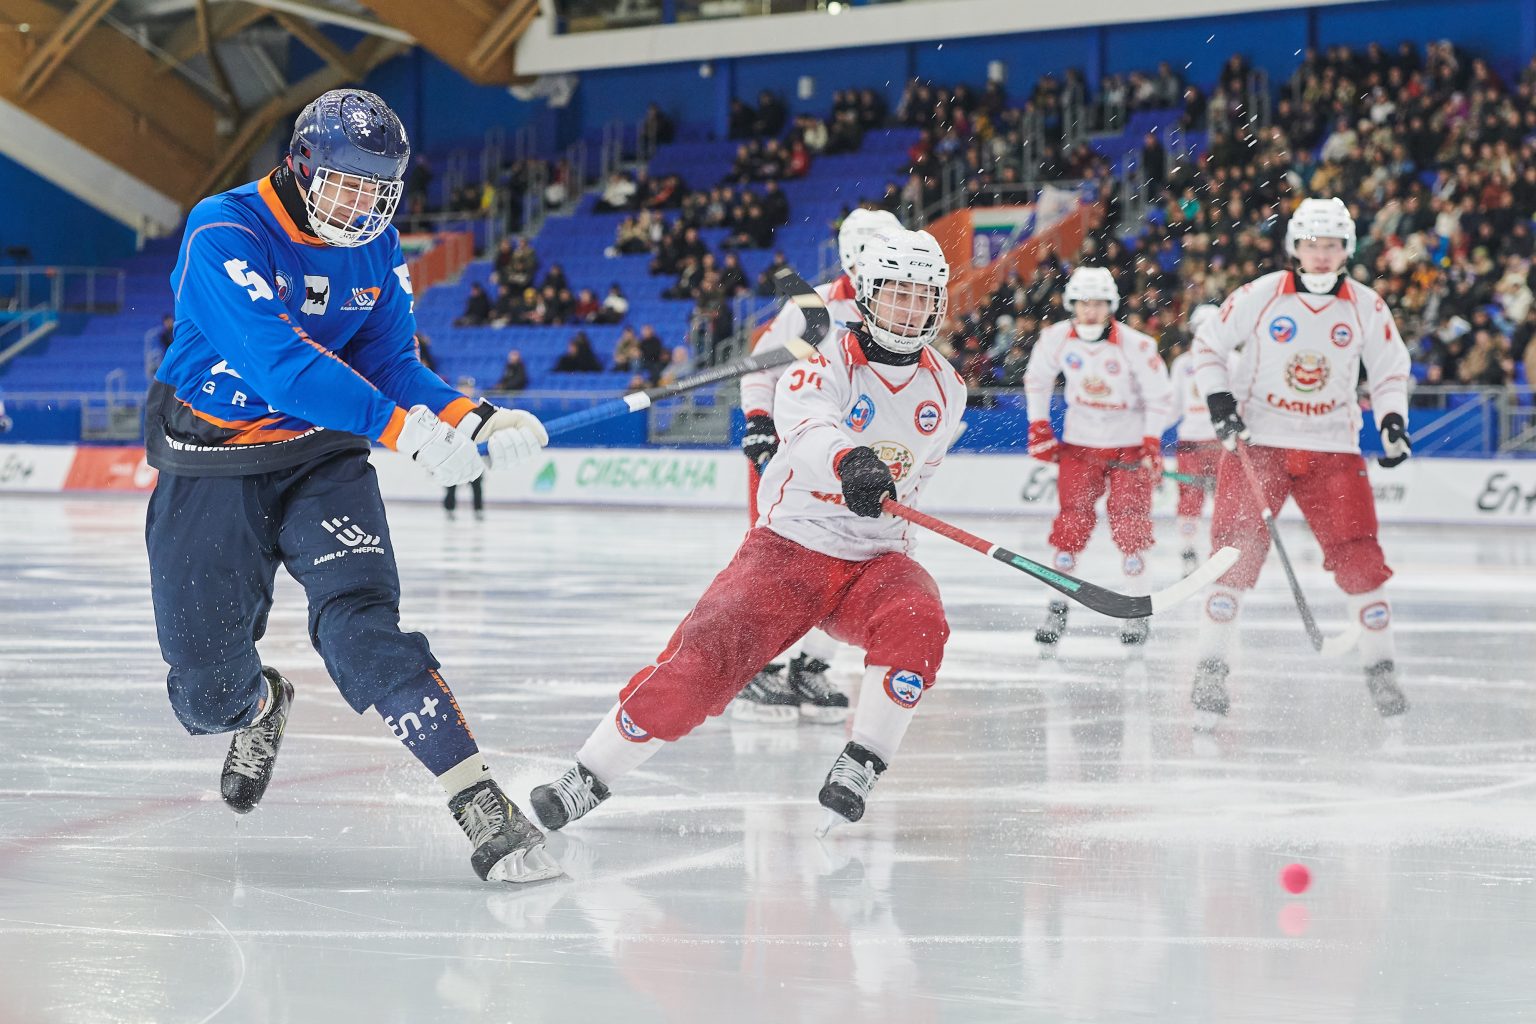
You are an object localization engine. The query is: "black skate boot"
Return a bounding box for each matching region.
[1365,659,1409,717]
[789,654,849,724]
[1190,656,1231,731]
[449,778,562,882]
[221,667,295,814]
[529,762,611,831]
[816,741,888,836]
[1035,600,1069,658]
[729,663,799,724]
[1120,616,1151,646]
[1181,547,1199,576]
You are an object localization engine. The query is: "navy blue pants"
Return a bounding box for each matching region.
[146,451,440,737]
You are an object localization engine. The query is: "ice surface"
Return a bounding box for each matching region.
[3,495,1535,1022]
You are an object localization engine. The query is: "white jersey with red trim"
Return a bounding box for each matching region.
[1169,351,1216,442]
[1024,319,1173,448]
[739,274,861,417]
[1194,271,1410,454]
[755,329,968,561]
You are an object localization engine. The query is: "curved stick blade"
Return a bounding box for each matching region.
[1149,546,1240,614]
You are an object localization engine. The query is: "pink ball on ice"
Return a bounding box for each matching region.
[1280,863,1311,894]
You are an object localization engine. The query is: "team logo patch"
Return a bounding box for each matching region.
[1081,375,1111,398]
[883,668,925,709]
[340,286,382,311]
[1269,316,1298,344]
[1064,352,1084,371]
[1122,553,1145,577]
[273,269,293,304]
[1104,359,1121,375]
[1206,591,1238,623]
[1359,601,1391,630]
[615,707,650,743]
[872,441,916,482]
[914,400,942,435]
[1285,352,1330,393]
[302,275,330,315]
[1053,550,1076,571]
[845,393,876,433]
[1330,323,1354,348]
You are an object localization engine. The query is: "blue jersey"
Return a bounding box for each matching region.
[145,165,472,475]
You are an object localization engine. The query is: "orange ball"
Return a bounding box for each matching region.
[1281,862,1311,894]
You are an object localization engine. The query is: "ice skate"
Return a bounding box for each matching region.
[816,741,887,836]
[1365,659,1409,717]
[529,762,611,831]
[1035,600,1069,658]
[729,663,799,724]
[220,667,295,814]
[449,778,562,882]
[789,653,849,723]
[1190,656,1231,732]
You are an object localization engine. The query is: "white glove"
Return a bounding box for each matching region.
[458,401,549,470]
[395,405,484,486]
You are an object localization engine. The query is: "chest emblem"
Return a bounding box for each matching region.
[1269,316,1298,343]
[1330,322,1353,348]
[1285,351,1330,393]
[914,400,941,435]
[302,275,330,315]
[341,286,381,312]
[871,441,916,482]
[845,393,876,433]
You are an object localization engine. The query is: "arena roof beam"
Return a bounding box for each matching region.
[465,0,537,80]
[15,0,118,103]
[272,10,362,78]
[191,32,408,198]
[155,2,271,76]
[195,0,244,115]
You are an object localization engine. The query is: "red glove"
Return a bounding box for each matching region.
[1027,420,1060,463]
[1140,436,1163,477]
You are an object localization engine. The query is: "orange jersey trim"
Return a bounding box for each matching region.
[258,173,327,247]
[379,407,408,450]
[439,396,477,427]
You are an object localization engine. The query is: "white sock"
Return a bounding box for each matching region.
[438,753,493,797]
[575,702,666,785]
[794,627,840,665]
[1178,516,1199,546]
[1121,551,1149,597]
[1196,586,1243,662]
[1348,587,1397,665]
[851,666,924,764]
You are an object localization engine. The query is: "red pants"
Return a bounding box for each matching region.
[1212,445,1390,594]
[620,528,949,741]
[1049,443,1154,555]
[1176,440,1223,519]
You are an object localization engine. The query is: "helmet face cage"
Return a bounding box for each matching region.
[302,167,404,247]
[861,276,947,354]
[1064,267,1120,313]
[1284,198,1356,260]
[289,89,409,247]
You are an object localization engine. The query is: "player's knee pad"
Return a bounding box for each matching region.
[1326,538,1392,594]
[865,596,948,680]
[308,587,437,713]
[165,650,266,735]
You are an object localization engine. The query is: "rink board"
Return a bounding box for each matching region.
[3,442,1536,525]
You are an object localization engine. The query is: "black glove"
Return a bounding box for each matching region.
[1206,391,1250,450]
[838,446,896,518]
[1378,411,1411,468]
[742,413,778,469]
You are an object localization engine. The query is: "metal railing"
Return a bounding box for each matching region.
[0,267,126,313]
[0,306,59,366]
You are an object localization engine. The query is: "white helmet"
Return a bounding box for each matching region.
[1189,303,1219,335]
[838,208,902,280]
[854,227,950,356]
[1284,197,1356,259]
[1063,266,1119,311]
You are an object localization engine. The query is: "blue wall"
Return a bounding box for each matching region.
[0,153,139,268]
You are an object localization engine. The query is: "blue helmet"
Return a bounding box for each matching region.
[288,90,409,246]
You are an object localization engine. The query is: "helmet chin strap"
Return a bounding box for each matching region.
[1298,271,1341,294]
[1075,321,1107,341]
